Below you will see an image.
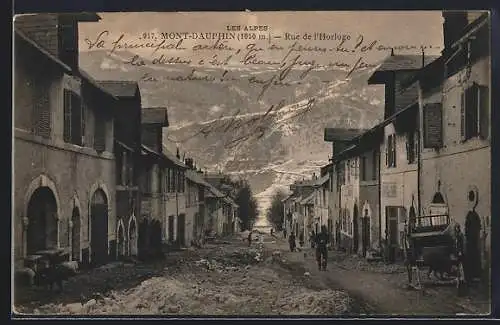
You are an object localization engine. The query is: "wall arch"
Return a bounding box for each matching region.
[128,214,138,256]
[23,174,61,220]
[70,193,83,261]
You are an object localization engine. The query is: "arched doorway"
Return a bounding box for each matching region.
[71,207,80,261]
[361,206,371,257]
[129,218,138,256]
[117,222,125,260]
[353,204,359,253]
[26,187,58,255]
[90,189,108,266]
[177,214,186,247]
[465,209,481,280]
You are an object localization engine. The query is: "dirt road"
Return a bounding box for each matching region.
[13,234,489,317]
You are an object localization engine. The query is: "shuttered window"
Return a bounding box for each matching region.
[371,150,377,181]
[63,89,84,146]
[386,135,397,167]
[406,131,417,164]
[33,80,51,138]
[461,83,489,141]
[423,103,443,148]
[93,113,106,152]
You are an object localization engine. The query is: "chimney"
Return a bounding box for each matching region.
[390,48,395,56]
[185,158,194,169]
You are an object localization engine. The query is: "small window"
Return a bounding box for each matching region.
[386,134,397,168]
[94,114,106,152]
[461,83,489,141]
[32,79,51,138]
[63,89,84,146]
[406,131,417,164]
[360,156,367,181]
[371,150,377,181]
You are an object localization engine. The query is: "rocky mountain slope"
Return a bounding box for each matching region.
[79,50,385,223]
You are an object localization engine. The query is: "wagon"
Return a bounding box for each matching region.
[408,214,466,293]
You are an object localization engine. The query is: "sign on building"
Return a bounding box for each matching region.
[382,183,398,198]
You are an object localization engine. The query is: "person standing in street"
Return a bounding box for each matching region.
[315,226,329,271]
[289,231,296,252]
[283,228,287,239]
[247,231,252,247]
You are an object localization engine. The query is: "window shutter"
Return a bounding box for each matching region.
[479,85,489,140]
[465,84,479,139]
[460,92,466,141]
[81,102,87,146]
[391,135,397,167]
[423,103,443,148]
[93,113,106,152]
[63,89,72,142]
[122,152,127,185]
[71,94,82,145]
[405,134,410,163]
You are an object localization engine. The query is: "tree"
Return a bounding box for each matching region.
[234,180,259,231]
[266,189,286,231]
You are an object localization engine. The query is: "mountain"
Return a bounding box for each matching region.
[79,50,385,225]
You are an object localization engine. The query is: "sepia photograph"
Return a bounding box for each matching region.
[11,10,491,317]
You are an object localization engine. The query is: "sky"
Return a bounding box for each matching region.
[78,11,444,67]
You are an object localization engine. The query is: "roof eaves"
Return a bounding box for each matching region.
[15,29,72,73]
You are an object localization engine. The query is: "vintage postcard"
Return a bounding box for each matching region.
[12,10,491,317]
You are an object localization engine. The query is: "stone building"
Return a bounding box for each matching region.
[413,12,491,280]
[97,81,142,260]
[367,53,438,261]
[185,160,210,246]
[324,128,364,252]
[13,13,118,267]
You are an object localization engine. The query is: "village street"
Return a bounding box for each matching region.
[14,233,489,317]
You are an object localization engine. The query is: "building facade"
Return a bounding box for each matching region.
[367,54,437,261]
[417,12,491,280]
[98,81,142,261]
[14,13,117,267]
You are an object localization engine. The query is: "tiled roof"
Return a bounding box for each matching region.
[314,174,330,186]
[300,192,315,205]
[373,54,440,72]
[97,80,139,97]
[186,170,211,187]
[142,107,169,126]
[324,128,367,142]
[78,69,118,100]
[162,148,188,169]
[14,29,71,72]
[368,54,440,84]
[206,186,226,198]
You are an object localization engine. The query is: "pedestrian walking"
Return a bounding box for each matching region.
[315,226,329,271]
[289,232,296,252]
[310,230,316,249]
[247,231,252,247]
[283,228,287,239]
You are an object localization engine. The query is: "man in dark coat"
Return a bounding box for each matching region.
[315,226,329,271]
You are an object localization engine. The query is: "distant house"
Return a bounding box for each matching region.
[185,160,211,245]
[13,13,118,267]
[205,185,226,235]
[97,80,142,260]
[324,128,364,253]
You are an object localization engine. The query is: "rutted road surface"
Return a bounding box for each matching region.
[13,234,489,316]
